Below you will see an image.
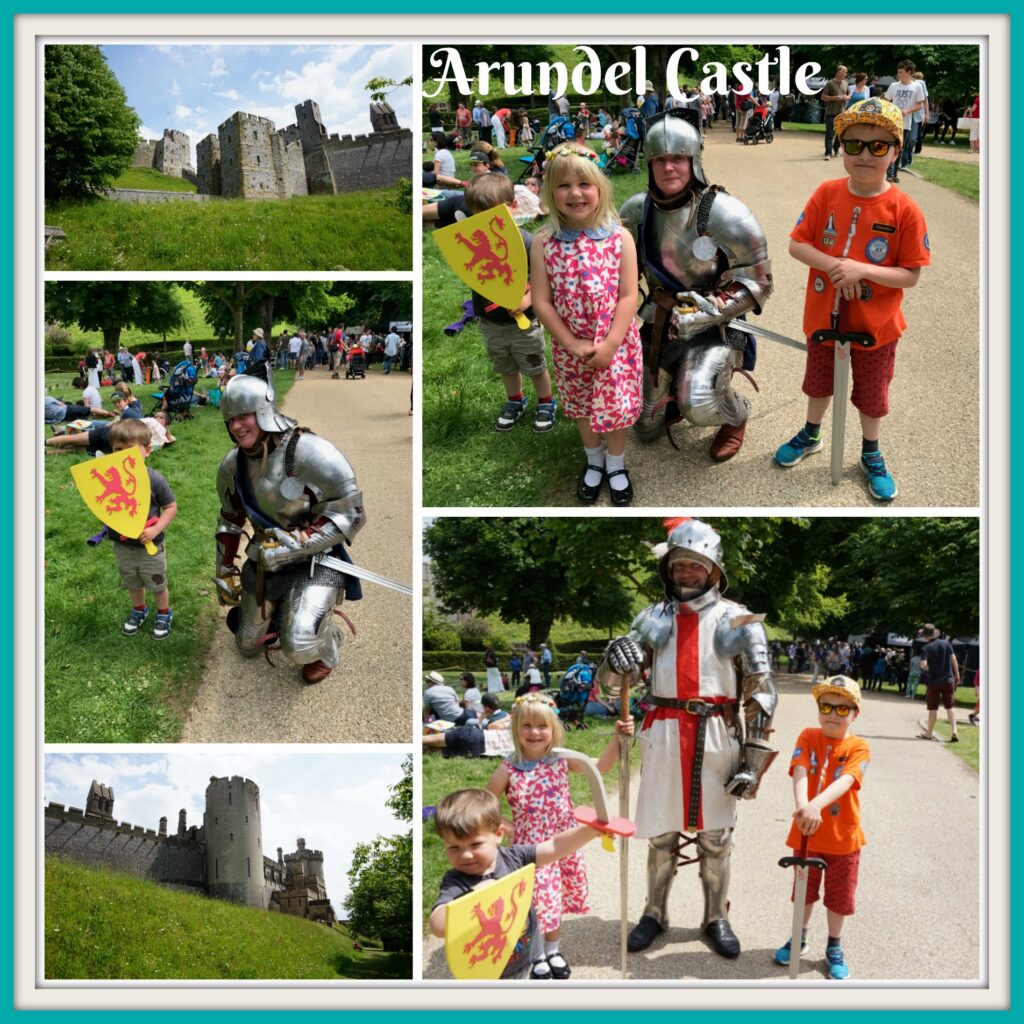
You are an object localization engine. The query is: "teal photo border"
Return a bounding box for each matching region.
[11,1,1014,1018]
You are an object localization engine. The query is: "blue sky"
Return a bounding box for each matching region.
[45,750,408,913]
[101,43,414,169]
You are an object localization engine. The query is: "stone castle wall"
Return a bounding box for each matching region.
[322,129,412,195]
[132,130,195,182]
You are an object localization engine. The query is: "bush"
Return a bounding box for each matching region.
[422,650,501,673]
[422,606,460,652]
[44,323,75,355]
[457,616,499,652]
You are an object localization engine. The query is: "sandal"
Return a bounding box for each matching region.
[606,468,634,507]
[916,732,938,741]
[577,464,604,504]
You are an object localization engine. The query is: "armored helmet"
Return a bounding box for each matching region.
[645,108,708,194]
[657,517,728,595]
[220,371,296,436]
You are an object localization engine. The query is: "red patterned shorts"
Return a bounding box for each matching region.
[790,848,861,917]
[802,340,898,419]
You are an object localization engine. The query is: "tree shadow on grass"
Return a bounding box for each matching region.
[333,949,412,980]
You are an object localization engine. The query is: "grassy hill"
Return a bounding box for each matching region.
[45,856,411,980]
[112,167,198,193]
[44,188,412,272]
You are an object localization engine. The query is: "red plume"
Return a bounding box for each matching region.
[662,517,692,536]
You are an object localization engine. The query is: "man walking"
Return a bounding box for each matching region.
[916,624,961,743]
[383,327,401,375]
[884,60,926,182]
[822,65,849,159]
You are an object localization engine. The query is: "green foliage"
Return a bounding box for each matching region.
[45,856,410,979]
[44,323,74,355]
[343,759,413,952]
[456,616,502,651]
[111,167,198,193]
[365,75,413,102]
[45,45,141,199]
[386,177,413,216]
[422,605,461,651]
[45,281,186,352]
[774,563,850,638]
[44,372,294,742]
[44,192,412,272]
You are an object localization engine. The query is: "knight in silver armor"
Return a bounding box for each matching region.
[619,108,772,461]
[598,518,777,958]
[214,370,366,684]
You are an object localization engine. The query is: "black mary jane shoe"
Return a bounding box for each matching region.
[546,952,572,979]
[577,464,604,504]
[606,468,634,507]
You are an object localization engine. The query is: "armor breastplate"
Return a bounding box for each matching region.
[238,434,311,531]
[642,199,721,302]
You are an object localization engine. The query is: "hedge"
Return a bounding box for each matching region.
[421,649,606,672]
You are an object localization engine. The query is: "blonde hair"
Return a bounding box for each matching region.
[510,694,564,760]
[114,381,137,401]
[434,789,503,840]
[541,145,616,233]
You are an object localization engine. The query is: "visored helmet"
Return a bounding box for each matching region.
[220,371,296,435]
[656,517,728,595]
[645,108,708,192]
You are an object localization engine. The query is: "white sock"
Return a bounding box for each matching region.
[531,958,551,976]
[544,938,560,957]
[606,452,629,490]
[583,444,605,488]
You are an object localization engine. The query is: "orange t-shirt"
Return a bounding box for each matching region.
[785,727,870,855]
[790,179,930,348]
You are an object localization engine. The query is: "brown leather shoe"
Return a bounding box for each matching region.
[301,660,332,684]
[709,421,747,462]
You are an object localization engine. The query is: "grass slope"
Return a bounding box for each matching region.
[45,855,411,980]
[112,167,198,193]
[44,191,411,271]
[43,371,293,743]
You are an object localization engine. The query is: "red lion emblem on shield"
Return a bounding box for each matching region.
[90,455,139,518]
[453,214,514,287]
[462,877,527,967]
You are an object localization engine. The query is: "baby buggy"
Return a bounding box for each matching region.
[516,115,576,181]
[345,346,367,379]
[555,663,594,731]
[743,109,774,145]
[601,106,645,175]
[152,359,198,420]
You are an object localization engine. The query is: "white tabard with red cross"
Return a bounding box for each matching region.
[634,596,744,837]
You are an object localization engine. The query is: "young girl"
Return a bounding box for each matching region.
[487,691,632,979]
[530,144,643,506]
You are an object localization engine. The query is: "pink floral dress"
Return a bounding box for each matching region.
[506,756,589,932]
[542,225,643,433]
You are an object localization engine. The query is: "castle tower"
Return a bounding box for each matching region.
[369,101,400,133]
[203,776,265,908]
[159,816,168,837]
[196,134,221,196]
[85,780,114,821]
[155,129,192,178]
[295,99,327,152]
[177,808,188,836]
[283,837,327,900]
[218,112,287,199]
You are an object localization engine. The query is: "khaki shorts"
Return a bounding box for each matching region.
[480,318,548,377]
[112,542,169,593]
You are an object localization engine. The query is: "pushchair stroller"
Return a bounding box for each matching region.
[516,115,576,181]
[555,663,594,731]
[345,346,367,379]
[601,106,645,175]
[151,358,198,420]
[743,108,774,145]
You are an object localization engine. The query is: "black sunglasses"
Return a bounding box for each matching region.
[841,138,898,157]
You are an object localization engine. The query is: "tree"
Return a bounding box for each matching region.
[44,281,185,351]
[366,75,413,102]
[343,757,412,952]
[45,45,141,199]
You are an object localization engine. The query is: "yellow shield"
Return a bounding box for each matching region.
[70,447,156,553]
[433,204,528,315]
[444,864,535,980]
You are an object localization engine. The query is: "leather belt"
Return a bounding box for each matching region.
[648,696,738,829]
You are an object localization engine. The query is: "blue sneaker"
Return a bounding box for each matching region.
[774,429,823,467]
[860,450,898,501]
[495,396,528,431]
[122,607,149,636]
[533,399,558,433]
[152,609,174,640]
[826,944,850,980]
[773,938,808,966]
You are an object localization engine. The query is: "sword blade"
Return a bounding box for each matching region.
[831,342,851,485]
[789,868,809,979]
[727,319,806,352]
[315,554,413,596]
[553,747,612,822]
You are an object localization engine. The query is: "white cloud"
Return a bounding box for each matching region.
[216,89,241,102]
[209,57,228,79]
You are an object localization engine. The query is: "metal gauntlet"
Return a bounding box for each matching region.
[258,518,345,573]
[605,635,645,675]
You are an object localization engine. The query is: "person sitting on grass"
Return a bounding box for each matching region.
[103,418,178,640]
[45,410,175,455]
[72,376,115,418]
[422,693,512,758]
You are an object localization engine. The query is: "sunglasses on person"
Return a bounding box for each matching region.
[818,701,855,717]
[841,138,897,157]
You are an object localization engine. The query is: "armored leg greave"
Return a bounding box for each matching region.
[679,344,750,429]
[634,365,675,443]
[641,831,682,927]
[697,828,734,925]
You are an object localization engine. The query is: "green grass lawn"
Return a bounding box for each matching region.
[45,855,411,979]
[112,167,198,192]
[44,190,411,271]
[422,148,646,506]
[43,370,293,742]
[421,685,637,925]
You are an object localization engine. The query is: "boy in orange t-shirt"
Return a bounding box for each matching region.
[775,676,870,980]
[773,98,930,502]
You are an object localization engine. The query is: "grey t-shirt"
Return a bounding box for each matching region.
[111,467,175,548]
[423,683,463,721]
[434,844,540,979]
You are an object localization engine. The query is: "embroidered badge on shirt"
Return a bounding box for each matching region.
[872,222,896,233]
[865,237,890,263]
[923,232,931,251]
[813,276,826,293]
[822,212,837,248]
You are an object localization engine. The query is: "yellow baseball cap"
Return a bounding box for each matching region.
[812,675,862,710]
[834,97,905,144]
